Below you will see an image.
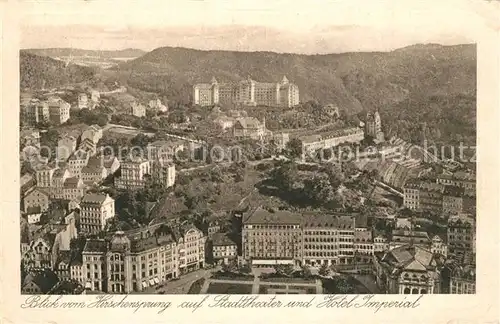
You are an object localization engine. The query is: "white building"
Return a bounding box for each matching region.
[80,194,115,235]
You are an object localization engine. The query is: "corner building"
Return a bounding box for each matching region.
[242,207,303,266]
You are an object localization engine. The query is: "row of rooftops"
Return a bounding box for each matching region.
[437,170,475,182]
[84,222,202,254]
[300,127,364,144]
[243,207,366,229]
[404,179,476,197]
[195,76,293,87]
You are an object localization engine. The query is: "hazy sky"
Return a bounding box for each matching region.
[18,0,497,54]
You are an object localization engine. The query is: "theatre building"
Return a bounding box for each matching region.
[242,207,303,267]
[373,244,441,294]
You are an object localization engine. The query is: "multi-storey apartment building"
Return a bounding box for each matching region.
[115,158,151,189]
[211,233,238,265]
[354,228,374,263]
[81,125,103,144]
[35,164,58,188]
[174,224,206,274]
[68,149,90,179]
[151,161,176,188]
[450,264,476,294]
[47,97,71,124]
[80,194,115,235]
[106,229,178,293]
[24,99,50,124]
[447,214,475,264]
[302,214,356,267]
[442,186,465,214]
[79,223,205,293]
[63,177,86,201]
[81,164,108,185]
[300,127,365,156]
[403,180,445,213]
[193,76,299,108]
[242,207,303,267]
[430,235,448,257]
[373,235,389,252]
[82,239,108,291]
[51,168,71,199]
[23,187,50,213]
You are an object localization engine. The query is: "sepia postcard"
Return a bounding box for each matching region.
[1,0,499,323]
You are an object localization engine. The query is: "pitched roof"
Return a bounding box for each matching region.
[302,213,355,229]
[212,233,237,246]
[83,239,108,253]
[22,270,59,293]
[69,149,89,161]
[25,187,50,198]
[235,117,262,129]
[244,207,302,225]
[64,177,83,189]
[81,193,110,204]
[82,164,105,174]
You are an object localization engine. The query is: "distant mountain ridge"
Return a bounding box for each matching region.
[114,43,475,114]
[23,48,146,59]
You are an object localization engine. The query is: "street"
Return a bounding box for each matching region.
[138,268,215,294]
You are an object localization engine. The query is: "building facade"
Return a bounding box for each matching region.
[193,76,299,108]
[373,245,440,294]
[300,127,365,156]
[115,158,151,189]
[151,161,176,188]
[80,194,115,235]
[449,264,476,294]
[233,117,266,140]
[211,233,238,265]
[47,97,71,124]
[23,187,50,213]
[302,214,356,267]
[68,150,90,179]
[242,207,303,267]
[447,214,475,264]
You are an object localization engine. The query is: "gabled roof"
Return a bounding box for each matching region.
[235,117,262,129]
[63,177,83,189]
[69,149,89,161]
[22,270,59,293]
[82,164,105,174]
[212,233,237,246]
[25,187,50,198]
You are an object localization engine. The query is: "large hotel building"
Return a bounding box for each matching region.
[78,223,205,293]
[242,207,362,267]
[193,76,299,108]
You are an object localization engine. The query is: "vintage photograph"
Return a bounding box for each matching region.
[19,1,477,296]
